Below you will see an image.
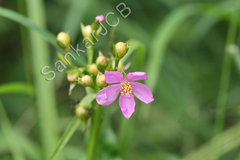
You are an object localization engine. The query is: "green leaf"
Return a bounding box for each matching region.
[0,100,25,160]
[69,82,77,96]
[0,7,56,47]
[47,116,80,160]
[183,122,240,160]
[0,82,34,96]
[80,94,97,109]
[140,4,201,120]
[0,7,87,67]
[25,0,61,158]
[121,39,145,65]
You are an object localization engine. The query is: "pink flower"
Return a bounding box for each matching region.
[95,15,104,22]
[96,71,154,119]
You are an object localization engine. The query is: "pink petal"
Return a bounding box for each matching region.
[126,72,148,82]
[96,84,121,106]
[119,93,135,119]
[130,82,154,104]
[104,71,124,84]
[95,15,104,22]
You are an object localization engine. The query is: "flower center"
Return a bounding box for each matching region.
[120,82,132,96]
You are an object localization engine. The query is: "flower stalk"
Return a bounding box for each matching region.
[87,103,103,160]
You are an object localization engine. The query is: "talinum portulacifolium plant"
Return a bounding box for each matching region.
[56,14,154,158]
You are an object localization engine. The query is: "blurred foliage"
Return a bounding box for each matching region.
[1,0,240,160]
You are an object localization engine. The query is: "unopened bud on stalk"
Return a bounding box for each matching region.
[57,32,71,51]
[117,61,124,71]
[96,55,108,67]
[114,42,128,59]
[80,75,93,87]
[95,15,105,22]
[92,15,105,31]
[96,74,108,88]
[67,72,80,83]
[75,106,91,127]
[82,25,92,38]
[88,63,98,76]
[96,55,108,72]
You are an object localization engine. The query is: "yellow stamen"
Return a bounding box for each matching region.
[120,82,132,96]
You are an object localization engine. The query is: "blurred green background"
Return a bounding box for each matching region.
[1,0,240,160]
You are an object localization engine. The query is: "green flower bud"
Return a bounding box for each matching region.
[80,75,93,87]
[96,74,108,88]
[115,42,128,59]
[96,55,108,67]
[117,61,124,72]
[96,55,108,73]
[75,106,91,128]
[88,63,98,76]
[67,72,80,83]
[82,25,92,38]
[57,32,71,51]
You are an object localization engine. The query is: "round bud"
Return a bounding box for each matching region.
[75,106,91,122]
[88,63,98,76]
[117,61,124,71]
[57,32,71,51]
[82,25,92,38]
[96,55,108,67]
[96,74,108,88]
[67,72,80,83]
[115,42,128,59]
[81,75,93,87]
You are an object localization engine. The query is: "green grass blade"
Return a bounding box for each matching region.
[212,0,239,159]
[25,0,61,158]
[183,122,240,160]
[0,7,56,47]
[48,116,80,160]
[140,4,201,120]
[0,7,87,67]
[0,100,25,160]
[0,82,34,96]
[233,51,240,74]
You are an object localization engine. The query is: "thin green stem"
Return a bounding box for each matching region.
[87,104,103,160]
[213,0,239,159]
[114,58,120,71]
[48,116,80,160]
[118,113,136,159]
[108,27,116,57]
[87,47,93,65]
[0,100,25,160]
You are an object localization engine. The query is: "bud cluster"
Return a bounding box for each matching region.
[55,15,130,127]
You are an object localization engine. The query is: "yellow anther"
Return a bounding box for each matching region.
[120,82,132,96]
